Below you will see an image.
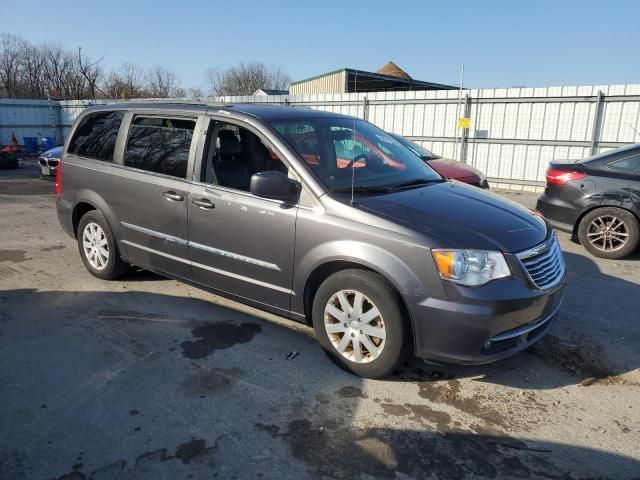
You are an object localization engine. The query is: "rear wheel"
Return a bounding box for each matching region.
[77,210,129,280]
[312,269,409,378]
[577,207,639,259]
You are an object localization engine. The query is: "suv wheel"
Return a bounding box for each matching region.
[312,269,409,378]
[77,210,129,280]
[578,207,639,259]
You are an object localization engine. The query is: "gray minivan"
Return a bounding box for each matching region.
[56,103,565,378]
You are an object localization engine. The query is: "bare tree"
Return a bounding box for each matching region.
[104,62,146,99]
[120,62,146,97]
[41,44,80,98]
[205,62,291,96]
[170,86,187,98]
[0,33,202,100]
[0,33,23,97]
[77,47,104,99]
[187,86,204,100]
[147,65,178,98]
[18,42,46,98]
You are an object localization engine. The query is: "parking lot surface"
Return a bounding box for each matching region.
[1,163,639,479]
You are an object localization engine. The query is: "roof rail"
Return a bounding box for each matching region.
[123,98,211,105]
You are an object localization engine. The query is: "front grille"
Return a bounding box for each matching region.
[38,157,47,166]
[516,235,565,290]
[48,158,59,167]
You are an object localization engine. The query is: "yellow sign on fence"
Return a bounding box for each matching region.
[458,117,471,129]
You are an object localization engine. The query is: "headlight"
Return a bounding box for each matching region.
[432,249,510,286]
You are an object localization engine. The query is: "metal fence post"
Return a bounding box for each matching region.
[590,91,605,155]
[45,97,64,146]
[461,94,472,164]
[55,103,63,145]
[362,96,369,121]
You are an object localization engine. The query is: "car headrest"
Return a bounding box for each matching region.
[217,130,242,155]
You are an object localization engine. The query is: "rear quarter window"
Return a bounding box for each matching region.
[68,111,124,161]
[606,155,640,173]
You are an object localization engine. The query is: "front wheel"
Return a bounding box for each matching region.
[577,207,639,259]
[312,269,409,378]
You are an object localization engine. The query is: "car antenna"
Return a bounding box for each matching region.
[629,123,640,138]
[350,69,358,205]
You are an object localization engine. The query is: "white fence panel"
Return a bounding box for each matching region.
[2,84,640,191]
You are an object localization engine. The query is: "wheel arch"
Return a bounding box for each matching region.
[71,190,126,255]
[301,259,417,354]
[72,201,96,238]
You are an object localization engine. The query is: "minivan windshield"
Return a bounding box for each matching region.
[270,117,442,193]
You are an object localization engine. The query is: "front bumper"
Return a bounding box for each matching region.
[408,275,565,364]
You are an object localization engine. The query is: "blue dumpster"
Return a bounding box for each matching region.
[41,137,56,151]
[23,137,38,154]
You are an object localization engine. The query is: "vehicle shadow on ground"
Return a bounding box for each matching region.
[1,288,638,479]
[122,268,173,282]
[393,250,640,390]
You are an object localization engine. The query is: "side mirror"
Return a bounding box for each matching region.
[250,171,300,204]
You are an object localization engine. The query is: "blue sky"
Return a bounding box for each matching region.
[2,0,639,90]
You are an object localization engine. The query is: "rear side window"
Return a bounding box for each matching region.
[123,116,196,178]
[606,155,640,173]
[68,111,124,161]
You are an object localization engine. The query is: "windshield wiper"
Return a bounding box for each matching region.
[331,185,393,194]
[331,178,444,195]
[389,178,446,190]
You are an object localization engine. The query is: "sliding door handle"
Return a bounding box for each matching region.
[163,191,184,201]
[192,198,215,209]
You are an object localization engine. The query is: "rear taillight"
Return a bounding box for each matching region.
[55,159,63,196]
[546,168,585,185]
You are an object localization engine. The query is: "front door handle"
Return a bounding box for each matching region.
[163,191,184,202]
[192,198,215,209]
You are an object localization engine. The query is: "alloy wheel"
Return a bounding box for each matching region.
[586,215,629,253]
[324,289,386,363]
[82,222,109,270]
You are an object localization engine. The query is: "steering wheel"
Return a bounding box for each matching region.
[342,153,369,169]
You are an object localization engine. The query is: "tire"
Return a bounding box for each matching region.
[312,269,409,378]
[577,207,640,259]
[77,210,129,280]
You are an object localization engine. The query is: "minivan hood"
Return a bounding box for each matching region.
[353,181,547,252]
